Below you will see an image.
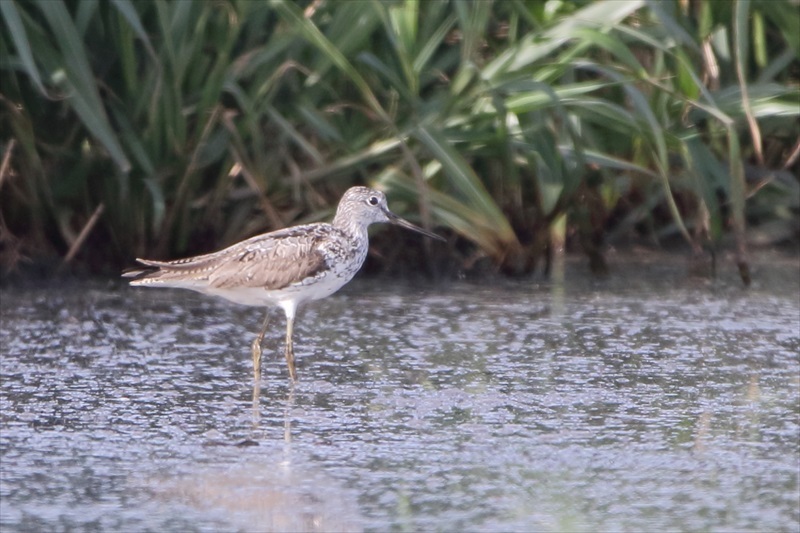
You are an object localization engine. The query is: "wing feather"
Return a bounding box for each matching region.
[127,223,335,291]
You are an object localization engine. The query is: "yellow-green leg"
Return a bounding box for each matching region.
[284,313,297,382]
[251,313,271,380]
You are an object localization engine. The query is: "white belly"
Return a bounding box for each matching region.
[199,267,358,308]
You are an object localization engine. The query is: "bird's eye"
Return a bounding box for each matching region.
[368,196,379,206]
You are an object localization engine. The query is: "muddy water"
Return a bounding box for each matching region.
[1,253,798,531]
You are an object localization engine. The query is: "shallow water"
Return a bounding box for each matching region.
[1,252,799,531]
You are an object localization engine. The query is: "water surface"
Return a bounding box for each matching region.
[1,252,799,531]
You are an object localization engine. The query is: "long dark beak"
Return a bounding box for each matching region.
[383,208,445,241]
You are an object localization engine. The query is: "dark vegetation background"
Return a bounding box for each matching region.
[1,0,798,283]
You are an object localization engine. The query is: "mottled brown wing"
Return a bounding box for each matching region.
[207,230,329,291]
[127,223,330,290]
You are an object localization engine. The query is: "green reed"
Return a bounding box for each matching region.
[1,0,797,280]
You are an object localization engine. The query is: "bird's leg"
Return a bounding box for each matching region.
[251,379,261,426]
[251,313,271,380]
[284,313,297,382]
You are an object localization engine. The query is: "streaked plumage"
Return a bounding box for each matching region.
[124,186,443,381]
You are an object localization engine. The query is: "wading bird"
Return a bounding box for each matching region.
[124,186,443,381]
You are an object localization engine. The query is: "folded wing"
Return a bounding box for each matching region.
[124,225,332,291]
